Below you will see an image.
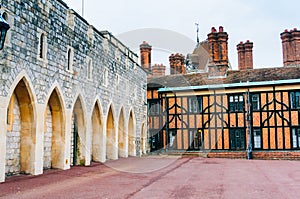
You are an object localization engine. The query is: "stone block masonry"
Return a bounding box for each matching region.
[0,0,147,182]
[5,94,21,175]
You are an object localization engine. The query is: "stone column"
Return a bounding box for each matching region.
[64,109,73,169]
[0,96,7,182]
[84,112,92,166]
[32,103,45,175]
[100,116,106,162]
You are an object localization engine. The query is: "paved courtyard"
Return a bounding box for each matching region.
[1,156,300,199]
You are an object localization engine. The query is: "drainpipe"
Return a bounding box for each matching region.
[165,93,169,153]
[246,90,253,159]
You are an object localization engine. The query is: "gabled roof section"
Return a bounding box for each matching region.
[186,41,210,72]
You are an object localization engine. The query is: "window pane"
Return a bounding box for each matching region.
[239,102,244,111]
[239,95,244,102]
[253,129,261,148]
[234,96,238,102]
[189,97,202,113]
[149,100,160,115]
[169,131,175,147]
[189,131,193,148]
[230,131,236,149]
[197,97,202,112]
[291,92,295,109]
[292,129,297,148]
[229,95,244,112]
[240,131,245,149]
[192,99,197,112]
[252,94,259,111]
[230,104,234,111]
[296,94,300,108]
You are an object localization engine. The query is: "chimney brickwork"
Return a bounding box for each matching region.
[237,40,253,70]
[169,53,186,75]
[151,64,166,77]
[237,42,245,69]
[281,28,300,66]
[140,41,152,71]
[207,26,229,77]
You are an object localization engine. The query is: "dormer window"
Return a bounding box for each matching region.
[290,91,300,109]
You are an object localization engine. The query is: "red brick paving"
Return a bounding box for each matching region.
[1,156,300,199]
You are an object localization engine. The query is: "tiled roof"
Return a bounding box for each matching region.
[190,41,210,71]
[147,66,300,89]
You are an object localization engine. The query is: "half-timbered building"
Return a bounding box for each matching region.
[146,26,300,159]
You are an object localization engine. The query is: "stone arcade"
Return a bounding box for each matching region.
[0,0,147,182]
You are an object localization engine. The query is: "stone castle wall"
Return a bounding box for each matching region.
[0,0,147,182]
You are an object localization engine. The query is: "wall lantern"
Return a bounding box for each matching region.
[0,5,10,50]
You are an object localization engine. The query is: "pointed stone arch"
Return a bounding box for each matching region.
[118,107,127,158]
[128,109,136,156]
[106,104,117,160]
[91,100,103,162]
[71,96,86,166]
[43,87,65,169]
[6,77,36,175]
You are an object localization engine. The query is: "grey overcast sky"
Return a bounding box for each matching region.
[63,0,300,70]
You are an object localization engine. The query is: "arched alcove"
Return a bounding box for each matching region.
[92,102,103,162]
[106,105,116,160]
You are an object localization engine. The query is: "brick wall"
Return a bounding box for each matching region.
[252,151,300,160]
[207,152,247,159]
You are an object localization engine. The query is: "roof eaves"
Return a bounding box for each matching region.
[158,78,300,93]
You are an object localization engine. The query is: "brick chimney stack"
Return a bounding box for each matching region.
[207,26,229,77]
[169,53,186,75]
[151,64,166,77]
[281,28,300,66]
[291,28,300,65]
[237,40,253,70]
[140,41,152,71]
[237,42,245,70]
[208,27,218,64]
